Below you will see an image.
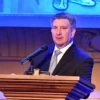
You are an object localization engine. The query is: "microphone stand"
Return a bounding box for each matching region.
[25,58,35,75]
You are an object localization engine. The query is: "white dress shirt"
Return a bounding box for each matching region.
[51,41,73,64]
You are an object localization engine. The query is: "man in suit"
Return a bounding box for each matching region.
[25,12,94,82]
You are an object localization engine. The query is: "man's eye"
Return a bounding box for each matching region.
[52,27,57,29]
[62,27,67,29]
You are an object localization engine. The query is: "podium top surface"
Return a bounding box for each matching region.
[0,74,80,80]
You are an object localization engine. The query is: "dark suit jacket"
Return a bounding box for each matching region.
[25,43,94,82]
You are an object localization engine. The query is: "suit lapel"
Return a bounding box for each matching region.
[52,43,76,75]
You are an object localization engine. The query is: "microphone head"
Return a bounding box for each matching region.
[41,44,48,51]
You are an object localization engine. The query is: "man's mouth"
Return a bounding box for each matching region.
[56,37,63,39]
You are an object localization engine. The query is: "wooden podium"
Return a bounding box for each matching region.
[0,74,95,100]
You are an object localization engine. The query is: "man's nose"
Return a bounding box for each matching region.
[56,29,61,35]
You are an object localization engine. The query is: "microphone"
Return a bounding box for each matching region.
[20,44,48,64]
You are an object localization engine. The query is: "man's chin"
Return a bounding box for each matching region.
[56,43,66,49]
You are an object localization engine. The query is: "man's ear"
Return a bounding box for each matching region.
[51,26,53,32]
[51,29,52,33]
[71,29,76,38]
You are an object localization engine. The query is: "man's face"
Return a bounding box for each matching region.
[51,19,76,48]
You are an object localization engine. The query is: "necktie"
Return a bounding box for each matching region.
[49,50,61,75]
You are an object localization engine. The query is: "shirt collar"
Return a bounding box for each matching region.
[54,41,73,54]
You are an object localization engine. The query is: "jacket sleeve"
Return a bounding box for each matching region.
[75,58,94,82]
